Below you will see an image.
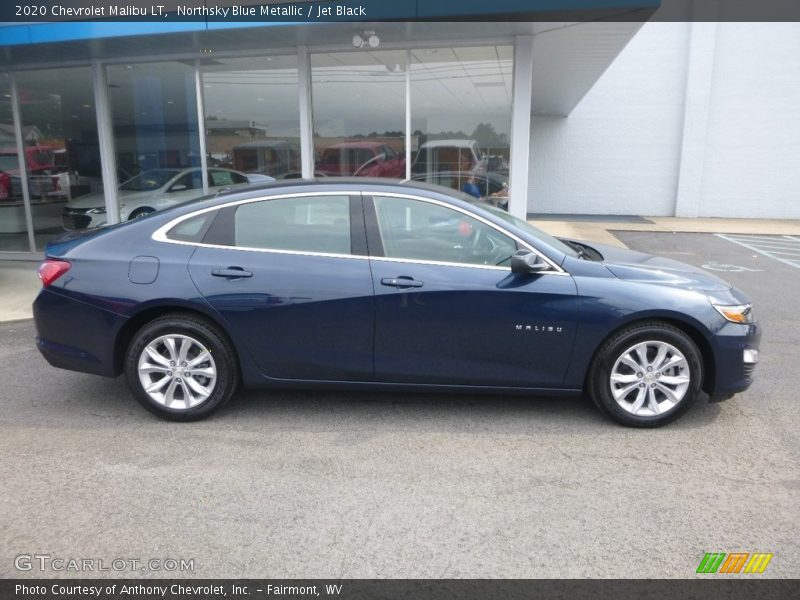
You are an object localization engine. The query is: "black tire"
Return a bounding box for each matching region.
[587,321,703,428]
[125,313,238,421]
[128,207,155,220]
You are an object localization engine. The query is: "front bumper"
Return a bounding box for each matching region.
[62,207,104,231]
[708,320,761,400]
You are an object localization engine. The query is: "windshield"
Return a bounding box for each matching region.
[479,204,579,258]
[120,169,180,191]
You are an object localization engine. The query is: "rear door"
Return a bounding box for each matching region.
[365,193,578,387]
[187,192,375,381]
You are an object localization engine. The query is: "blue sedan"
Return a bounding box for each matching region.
[32,179,760,427]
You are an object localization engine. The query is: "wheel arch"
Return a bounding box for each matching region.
[585,314,716,395]
[127,206,156,220]
[113,303,241,380]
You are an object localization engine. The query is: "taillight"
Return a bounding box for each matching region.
[38,259,71,287]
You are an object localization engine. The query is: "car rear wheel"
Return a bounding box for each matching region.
[125,314,238,421]
[587,321,703,427]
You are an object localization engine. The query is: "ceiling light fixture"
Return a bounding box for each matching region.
[352,31,379,49]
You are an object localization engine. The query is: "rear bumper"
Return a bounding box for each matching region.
[708,321,761,400]
[33,288,124,377]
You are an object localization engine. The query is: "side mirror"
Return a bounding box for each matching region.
[169,184,188,193]
[511,249,549,274]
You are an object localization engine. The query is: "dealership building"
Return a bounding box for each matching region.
[1,1,799,257]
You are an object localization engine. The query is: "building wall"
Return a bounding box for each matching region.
[528,22,800,219]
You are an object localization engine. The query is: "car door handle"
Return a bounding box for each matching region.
[381,276,423,288]
[211,267,253,279]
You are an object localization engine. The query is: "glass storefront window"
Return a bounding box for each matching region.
[202,55,300,180]
[13,67,100,249]
[0,72,32,252]
[104,61,201,225]
[410,46,512,208]
[311,51,407,178]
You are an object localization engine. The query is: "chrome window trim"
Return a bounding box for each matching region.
[151,189,568,275]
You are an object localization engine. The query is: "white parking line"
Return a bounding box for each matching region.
[716,233,800,269]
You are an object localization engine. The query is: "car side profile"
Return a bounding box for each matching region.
[33,179,760,427]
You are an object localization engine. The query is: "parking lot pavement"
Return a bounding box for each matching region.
[0,232,797,579]
[714,234,800,270]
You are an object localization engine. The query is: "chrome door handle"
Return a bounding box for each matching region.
[381,276,423,288]
[211,267,253,279]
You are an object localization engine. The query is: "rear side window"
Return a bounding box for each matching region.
[233,195,351,255]
[167,212,215,242]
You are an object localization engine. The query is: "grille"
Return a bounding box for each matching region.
[743,363,756,381]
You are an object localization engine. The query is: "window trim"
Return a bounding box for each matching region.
[152,190,566,274]
[153,191,367,261]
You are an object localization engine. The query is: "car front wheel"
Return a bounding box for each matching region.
[588,321,703,427]
[125,314,238,421]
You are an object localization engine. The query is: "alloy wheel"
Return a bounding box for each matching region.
[609,340,691,417]
[137,334,217,410]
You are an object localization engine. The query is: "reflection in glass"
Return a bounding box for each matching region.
[14,67,100,248]
[311,51,406,178]
[0,72,33,251]
[410,46,512,208]
[95,61,208,227]
[202,56,301,179]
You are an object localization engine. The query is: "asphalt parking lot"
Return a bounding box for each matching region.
[0,232,797,579]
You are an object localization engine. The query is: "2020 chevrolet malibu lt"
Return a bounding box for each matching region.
[33,179,760,427]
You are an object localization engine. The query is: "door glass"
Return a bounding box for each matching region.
[233,195,351,255]
[373,196,516,267]
[311,51,406,178]
[0,72,32,251]
[15,66,101,247]
[202,56,301,179]
[410,46,512,206]
[107,61,201,223]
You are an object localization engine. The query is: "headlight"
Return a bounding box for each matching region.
[713,303,753,324]
[87,207,107,215]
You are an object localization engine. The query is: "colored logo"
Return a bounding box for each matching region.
[696,552,773,574]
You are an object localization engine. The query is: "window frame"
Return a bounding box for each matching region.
[152,190,565,274]
[154,191,367,259]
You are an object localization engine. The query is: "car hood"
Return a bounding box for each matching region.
[66,190,149,209]
[573,240,732,293]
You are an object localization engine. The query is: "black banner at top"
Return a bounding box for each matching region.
[1,0,800,23]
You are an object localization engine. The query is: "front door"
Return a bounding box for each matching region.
[366,194,578,387]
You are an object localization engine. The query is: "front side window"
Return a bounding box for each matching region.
[233,195,351,255]
[372,196,517,267]
[209,169,244,187]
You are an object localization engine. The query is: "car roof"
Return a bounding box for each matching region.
[213,177,445,197]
